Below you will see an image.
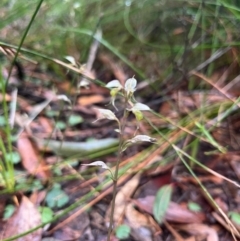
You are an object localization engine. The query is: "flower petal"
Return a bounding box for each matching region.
[94,108,118,122]
[132,103,151,111]
[106,80,123,89]
[129,135,157,143]
[82,161,110,170]
[57,95,71,104]
[124,77,137,94]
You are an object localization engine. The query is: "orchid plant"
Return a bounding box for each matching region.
[83,77,156,240]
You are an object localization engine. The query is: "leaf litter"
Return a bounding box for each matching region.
[2,8,240,241]
[2,196,42,241]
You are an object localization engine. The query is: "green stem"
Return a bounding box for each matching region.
[107,100,129,241]
[5,0,45,88]
[1,0,45,192]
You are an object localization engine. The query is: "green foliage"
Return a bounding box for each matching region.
[55,120,66,130]
[229,211,240,225]
[45,110,60,117]
[5,152,21,164]
[115,224,131,240]
[153,184,173,224]
[38,206,54,223]
[188,201,202,212]
[46,183,69,208]
[3,204,15,220]
[68,114,83,126]
[1,0,240,239]
[0,116,6,126]
[0,67,15,191]
[15,177,43,192]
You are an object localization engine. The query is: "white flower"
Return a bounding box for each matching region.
[122,135,157,151]
[81,161,113,178]
[106,80,123,89]
[93,108,119,123]
[57,95,71,104]
[65,56,77,66]
[128,135,157,144]
[127,103,151,121]
[82,161,110,169]
[124,77,137,96]
[106,80,124,110]
[129,103,151,111]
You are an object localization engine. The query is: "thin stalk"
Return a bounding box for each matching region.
[107,99,129,241]
[5,0,45,88]
[1,0,45,192]
[0,67,14,190]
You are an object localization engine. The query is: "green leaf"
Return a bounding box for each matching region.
[45,110,60,117]
[188,202,201,212]
[153,184,173,224]
[229,211,240,225]
[115,224,131,239]
[68,114,83,126]
[3,204,15,220]
[0,116,6,126]
[38,206,54,223]
[6,152,21,164]
[46,184,69,208]
[56,121,66,130]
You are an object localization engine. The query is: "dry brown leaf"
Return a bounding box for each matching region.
[2,196,42,241]
[37,116,54,136]
[17,134,50,180]
[184,237,196,241]
[54,226,82,240]
[135,196,204,223]
[125,203,162,241]
[78,95,105,106]
[30,190,47,206]
[106,174,140,224]
[164,221,185,241]
[114,174,140,222]
[175,223,218,241]
[126,203,157,230]
[178,175,223,185]
[172,27,185,35]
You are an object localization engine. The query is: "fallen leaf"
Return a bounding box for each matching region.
[172,27,185,35]
[30,190,47,206]
[2,196,42,241]
[37,116,54,135]
[17,134,50,180]
[175,223,218,241]
[153,184,173,224]
[34,137,118,156]
[126,203,156,230]
[54,226,81,240]
[164,221,185,241]
[78,95,104,106]
[106,174,140,225]
[135,196,205,223]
